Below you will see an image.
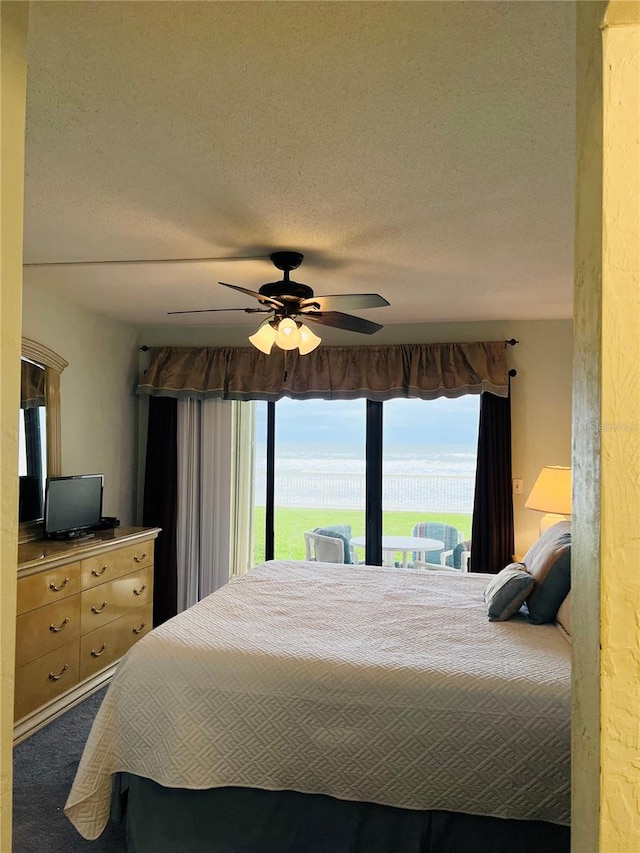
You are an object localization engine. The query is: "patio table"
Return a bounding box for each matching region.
[350,535,444,569]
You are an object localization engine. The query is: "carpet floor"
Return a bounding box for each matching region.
[12,687,126,853]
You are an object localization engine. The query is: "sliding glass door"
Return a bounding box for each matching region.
[252,398,366,564]
[382,397,479,568]
[243,395,479,571]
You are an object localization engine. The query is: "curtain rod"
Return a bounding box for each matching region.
[140,338,520,352]
[506,339,518,378]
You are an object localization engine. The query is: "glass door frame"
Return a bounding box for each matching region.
[365,400,383,566]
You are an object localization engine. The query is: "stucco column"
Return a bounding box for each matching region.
[0,2,28,850]
[599,2,640,849]
[574,2,640,851]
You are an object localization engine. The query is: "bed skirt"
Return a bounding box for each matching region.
[113,774,570,853]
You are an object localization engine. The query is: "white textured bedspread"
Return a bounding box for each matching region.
[65,561,571,839]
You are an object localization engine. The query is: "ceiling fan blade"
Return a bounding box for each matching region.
[167,307,271,315]
[299,293,390,311]
[219,281,283,308]
[303,311,383,335]
[23,255,270,268]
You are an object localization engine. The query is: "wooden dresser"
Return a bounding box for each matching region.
[14,526,160,743]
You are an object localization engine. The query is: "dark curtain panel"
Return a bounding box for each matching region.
[143,396,178,626]
[469,388,514,573]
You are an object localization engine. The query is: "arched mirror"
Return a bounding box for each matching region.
[19,338,68,542]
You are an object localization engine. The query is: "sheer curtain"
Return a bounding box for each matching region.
[176,398,234,612]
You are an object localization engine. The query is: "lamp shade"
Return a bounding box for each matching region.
[297,322,322,355]
[248,320,277,354]
[525,466,572,515]
[274,317,300,350]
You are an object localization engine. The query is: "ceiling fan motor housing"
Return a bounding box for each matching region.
[258,280,314,302]
[259,251,313,303]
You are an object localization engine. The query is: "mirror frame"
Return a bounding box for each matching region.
[19,337,68,542]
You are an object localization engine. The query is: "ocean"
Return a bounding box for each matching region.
[255,442,477,475]
[254,443,477,511]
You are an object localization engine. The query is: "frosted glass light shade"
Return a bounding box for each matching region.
[525,466,572,515]
[274,317,300,350]
[248,320,277,354]
[248,316,322,355]
[297,322,322,354]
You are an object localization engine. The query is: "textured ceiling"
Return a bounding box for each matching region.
[22,1,576,333]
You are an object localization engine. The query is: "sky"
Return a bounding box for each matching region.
[256,395,480,446]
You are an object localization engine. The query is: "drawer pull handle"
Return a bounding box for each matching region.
[49,577,70,592]
[133,584,147,596]
[132,622,146,635]
[133,552,148,563]
[91,601,108,614]
[91,564,108,577]
[91,643,107,658]
[49,617,69,633]
[48,664,69,682]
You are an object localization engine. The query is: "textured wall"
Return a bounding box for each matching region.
[599,4,640,848]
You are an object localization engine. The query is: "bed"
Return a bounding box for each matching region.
[65,559,571,852]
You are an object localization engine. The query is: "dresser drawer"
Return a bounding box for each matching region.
[15,594,81,669]
[14,640,80,721]
[80,565,153,634]
[81,541,154,589]
[80,605,153,681]
[16,563,81,615]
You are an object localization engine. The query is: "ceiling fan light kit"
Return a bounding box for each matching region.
[168,249,389,356]
[248,317,322,355]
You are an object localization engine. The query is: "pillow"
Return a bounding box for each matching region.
[521,520,572,570]
[526,532,571,624]
[484,562,535,622]
[556,591,571,638]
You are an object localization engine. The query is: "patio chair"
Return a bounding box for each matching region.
[450,539,472,571]
[414,537,471,572]
[312,525,356,564]
[411,522,459,566]
[304,531,348,564]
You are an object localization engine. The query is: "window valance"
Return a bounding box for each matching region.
[136,341,510,402]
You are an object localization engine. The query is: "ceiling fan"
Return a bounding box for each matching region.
[168,250,390,355]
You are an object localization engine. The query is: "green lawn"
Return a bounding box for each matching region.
[252,507,472,564]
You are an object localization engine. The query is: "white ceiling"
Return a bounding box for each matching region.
[22,1,576,336]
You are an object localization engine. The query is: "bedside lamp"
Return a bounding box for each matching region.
[525,466,572,534]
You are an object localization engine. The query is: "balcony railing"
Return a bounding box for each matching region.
[254,473,475,513]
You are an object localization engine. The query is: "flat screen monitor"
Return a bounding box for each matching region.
[44,474,104,539]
